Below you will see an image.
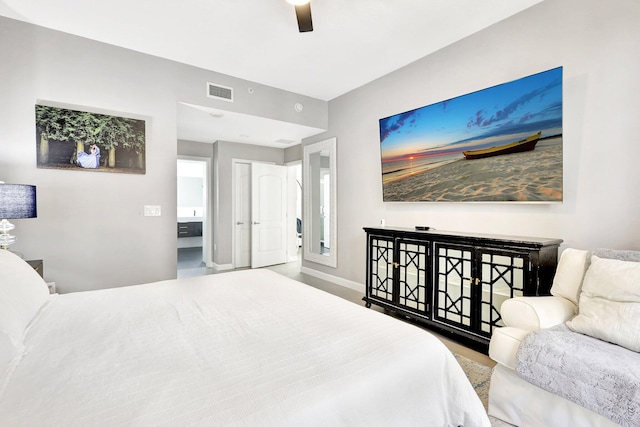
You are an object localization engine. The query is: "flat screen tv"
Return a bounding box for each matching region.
[379,67,563,202]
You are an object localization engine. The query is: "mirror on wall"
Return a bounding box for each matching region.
[303,137,337,267]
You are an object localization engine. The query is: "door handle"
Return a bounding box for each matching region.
[236,221,244,225]
[253,221,260,225]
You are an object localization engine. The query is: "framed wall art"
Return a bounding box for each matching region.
[35,104,146,174]
[379,67,563,202]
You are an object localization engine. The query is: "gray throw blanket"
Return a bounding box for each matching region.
[516,324,640,427]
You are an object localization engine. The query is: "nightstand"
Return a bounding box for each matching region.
[25,259,55,293]
[26,259,43,277]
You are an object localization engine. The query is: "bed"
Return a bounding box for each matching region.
[0,249,490,426]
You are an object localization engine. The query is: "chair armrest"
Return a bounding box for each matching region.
[501,296,577,331]
[489,327,530,369]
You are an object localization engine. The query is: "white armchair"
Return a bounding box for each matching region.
[487,248,621,427]
[500,296,577,331]
[489,296,576,371]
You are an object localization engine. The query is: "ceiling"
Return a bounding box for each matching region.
[177,103,325,148]
[0,0,543,147]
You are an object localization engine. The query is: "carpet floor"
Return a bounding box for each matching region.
[455,353,513,427]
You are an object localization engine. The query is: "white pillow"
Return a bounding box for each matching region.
[550,248,589,305]
[566,255,640,352]
[0,250,50,342]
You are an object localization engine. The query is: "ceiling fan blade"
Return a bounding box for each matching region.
[294,3,313,32]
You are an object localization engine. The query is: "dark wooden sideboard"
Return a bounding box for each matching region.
[363,227,562,351]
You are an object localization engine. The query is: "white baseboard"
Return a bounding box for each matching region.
[300,266,365,293]
[212,262,233,271]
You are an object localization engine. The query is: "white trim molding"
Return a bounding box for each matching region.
[212,262,233,271]
[301,266,364,294]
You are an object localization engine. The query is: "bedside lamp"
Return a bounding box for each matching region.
[0,182,37,250]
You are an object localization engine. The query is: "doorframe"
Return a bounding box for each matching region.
[231,158,275,269]
[177,155,213,268]
[231,159,251,270]
[286,160,302,263]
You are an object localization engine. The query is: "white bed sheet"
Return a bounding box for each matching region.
[0,269,489,426]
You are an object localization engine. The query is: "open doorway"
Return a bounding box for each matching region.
[287,161,302,262]
[177,157,211,275]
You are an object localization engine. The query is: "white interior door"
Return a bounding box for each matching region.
[234,162,251,268]
[251,163,287,268]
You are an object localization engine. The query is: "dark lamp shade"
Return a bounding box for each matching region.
[0,184,37,219]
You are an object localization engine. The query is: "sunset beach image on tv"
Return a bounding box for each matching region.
[379,67,563,202]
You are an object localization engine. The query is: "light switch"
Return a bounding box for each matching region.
[144,205,161,216]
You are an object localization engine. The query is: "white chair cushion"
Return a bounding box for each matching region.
[0,250,50,342]
[550,248,589,305]
[501,296,577,331]
[489,327,530,369]
[567,255,640,352]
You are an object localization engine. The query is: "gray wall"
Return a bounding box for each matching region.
[178,139,214,159]
[302,0,640,285]
[0,16,327,292]
[284,144,302,163]
[4,0,639,292]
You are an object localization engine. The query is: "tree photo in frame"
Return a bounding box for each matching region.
[35,104,146,174]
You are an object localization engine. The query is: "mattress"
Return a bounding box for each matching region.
[0,269,489,426]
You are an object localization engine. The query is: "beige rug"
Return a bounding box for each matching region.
[454,353,513,427]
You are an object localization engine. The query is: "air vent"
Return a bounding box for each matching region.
[206,82,233,102]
